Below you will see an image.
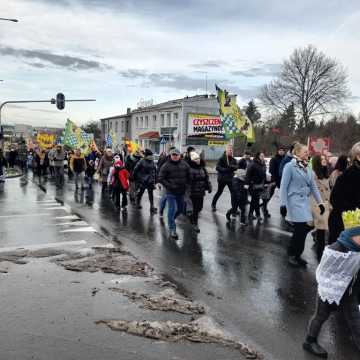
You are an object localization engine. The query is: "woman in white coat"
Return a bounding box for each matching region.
[280,143,325,267]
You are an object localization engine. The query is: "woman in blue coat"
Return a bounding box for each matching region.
[280,143,325,267]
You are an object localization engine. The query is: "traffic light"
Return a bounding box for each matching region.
[56,93,65,110]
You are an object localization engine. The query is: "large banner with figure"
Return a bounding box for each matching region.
[187,113,225,139]
[216,85,255,143]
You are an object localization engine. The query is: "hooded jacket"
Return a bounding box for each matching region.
[158,159,190,195]
[133,156,156,189]
[188,160,211,197]
[215,152,238,183]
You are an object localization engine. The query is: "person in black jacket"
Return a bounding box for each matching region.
[211,144,237,211]
[125,150,142,203]
[329,142,360,244]
[226,160,248,225]
[0,149,8,179]
[188,151,212,233]
[158,148,190,239]
[269,146,285,189]
[246,152,266,221]
[133,149,157,213]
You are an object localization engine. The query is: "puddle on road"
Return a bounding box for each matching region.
[109,287,206,315]
[96,316,260,359]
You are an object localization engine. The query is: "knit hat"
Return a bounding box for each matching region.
[170,148,181,155]
[190,151,200,161]
[114,160,123,168]
[144,148,153,157]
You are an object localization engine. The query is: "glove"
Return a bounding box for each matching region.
[280,206,287,217]
[319,204,325,215]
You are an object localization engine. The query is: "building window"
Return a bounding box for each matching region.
[136,117,139,128]
[173,113,179,127]
[110,121,112,130]
[126,120,129,133]
[145,115,149,128]
[166,113,171,127]
[160,114,165,127]
[115,121,118,132]
[121,120,124,132]
[140,116,144,128]
[152,115,157,127]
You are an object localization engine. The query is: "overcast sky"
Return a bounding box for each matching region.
[1,0,360,127]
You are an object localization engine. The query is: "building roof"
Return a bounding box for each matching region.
[100,94,218,120]
[138,131,160,139]
[100,113,131,121]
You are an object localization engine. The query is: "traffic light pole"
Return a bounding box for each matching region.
[0,98,96,127]
[0,98,95,149]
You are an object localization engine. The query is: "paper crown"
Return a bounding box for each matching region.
[342,209,360,229]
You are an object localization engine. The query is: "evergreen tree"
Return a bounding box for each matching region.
[245,100,261,124]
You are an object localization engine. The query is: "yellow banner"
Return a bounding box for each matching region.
[208,140,229,146]
[36,133,56,149]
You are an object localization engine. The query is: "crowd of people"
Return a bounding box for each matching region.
[2,138,360,357]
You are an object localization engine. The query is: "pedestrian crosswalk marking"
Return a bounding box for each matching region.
[55,221,89,227]
[0,213,52,219]
[55,215,80,220]
[60,226,96,233]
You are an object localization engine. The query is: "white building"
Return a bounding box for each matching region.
[100,108,131,148]
[100,94,229,159]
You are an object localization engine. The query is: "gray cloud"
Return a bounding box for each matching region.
[118,69,147,79]
[231,63,281,78]
[145,73,222,91]
[36,0,360,31]
[190,60,228,68]
[0,46,111,71]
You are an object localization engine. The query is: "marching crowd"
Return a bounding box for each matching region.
[2,139,360,358]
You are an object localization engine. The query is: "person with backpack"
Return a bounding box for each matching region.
[109,159,129,211]
[125,150,142,203]
[133,148,157,214]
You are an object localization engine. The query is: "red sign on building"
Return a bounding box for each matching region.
[308,137,331,155]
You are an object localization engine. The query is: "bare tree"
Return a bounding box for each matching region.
[261,45,350,127]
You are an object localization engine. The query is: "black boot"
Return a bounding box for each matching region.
[303,337,328,358]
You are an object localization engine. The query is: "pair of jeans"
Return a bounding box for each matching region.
[166,193,185,231]
[211,180,233,208]
[288,222,312,257]
[159,188,167,214]
[54,166,64,187]
[74,172,84,188]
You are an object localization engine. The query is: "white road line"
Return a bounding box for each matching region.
[0,213,52,219]
[265,226,292,237]
[55,215,80,220]
[35,200,58,203]
[43,206,68,211]
[60,226,96,233]
[55,221,89,227]
[0,240,87,253]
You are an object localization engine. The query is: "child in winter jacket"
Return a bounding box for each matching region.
[108,160,129,211]
[226,161,248,225]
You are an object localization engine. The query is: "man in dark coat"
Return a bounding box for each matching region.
[269,146,285,189]
[211,144,237,211]
[158,148,190,239]
[133,148,157,213]
[329,142,360,244]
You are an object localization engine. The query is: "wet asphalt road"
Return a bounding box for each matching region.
[3,173,360,359]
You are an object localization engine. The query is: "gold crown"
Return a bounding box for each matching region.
[342,209,360,229]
